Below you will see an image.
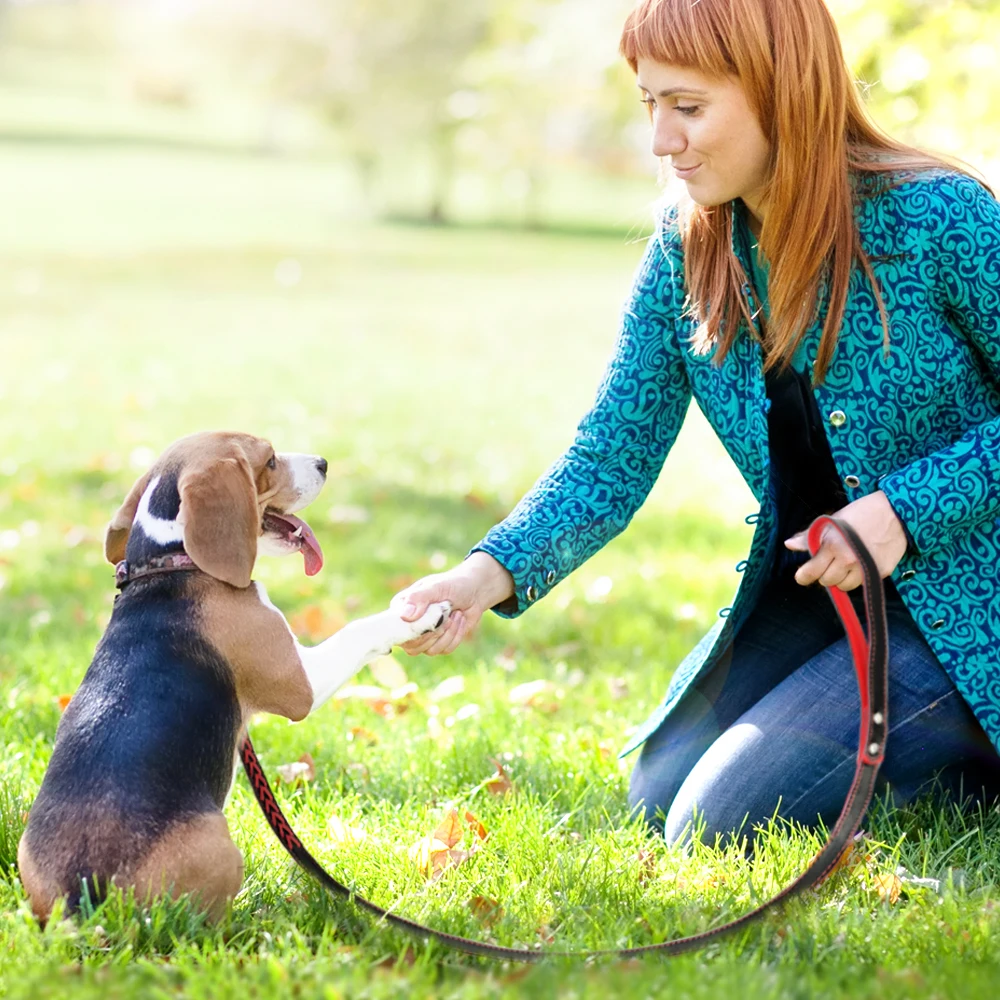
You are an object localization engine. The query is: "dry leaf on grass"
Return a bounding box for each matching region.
[334,682,418,719]
[485,759,515,796]
[57,694,73,712]
[327,816,367,846]
[468,896,503,928]
[633,848,658,883]
[465,810,488,841]
[408,808,485,880]
[368,655,408,690]
[871,872,903,905]
[276,753,315,785]
[290,604,346,640]
[508,679,553,705]
[429,676,465,701]
[825,831,872,875]
[608,677,629,700]
[434,809,464,849]
[346,726,379,746]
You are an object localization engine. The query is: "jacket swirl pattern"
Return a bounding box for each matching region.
[473,172,1000,758]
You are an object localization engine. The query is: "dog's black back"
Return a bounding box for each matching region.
[22,575,240,910]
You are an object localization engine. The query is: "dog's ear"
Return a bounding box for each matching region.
[104,470,153,565]
[177,445,258,589]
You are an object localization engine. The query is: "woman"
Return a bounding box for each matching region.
[398,0,1000,847]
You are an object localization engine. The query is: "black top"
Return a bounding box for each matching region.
[765,364,848,581]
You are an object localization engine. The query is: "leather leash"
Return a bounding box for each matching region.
[240,515,889,960]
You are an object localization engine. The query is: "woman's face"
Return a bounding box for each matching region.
[636,59,772,221]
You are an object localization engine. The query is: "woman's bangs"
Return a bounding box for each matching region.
[619,0,733,76]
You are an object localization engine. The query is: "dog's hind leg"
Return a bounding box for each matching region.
[130,812,244,921]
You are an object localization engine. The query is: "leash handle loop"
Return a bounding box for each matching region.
[242,515,889,960]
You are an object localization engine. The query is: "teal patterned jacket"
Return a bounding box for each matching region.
[473,171,1000,758]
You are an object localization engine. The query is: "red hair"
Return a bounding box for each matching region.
[620,0,983,381]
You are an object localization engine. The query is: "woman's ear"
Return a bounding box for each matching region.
[104,470,153,565]
[177,449,258,588]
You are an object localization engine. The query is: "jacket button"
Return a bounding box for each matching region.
[931,619,945,631]
[845,475,861,489]
[829,410,847,427]
[525,586,537,603]
[545,570,556,585]
[900,569,916,582]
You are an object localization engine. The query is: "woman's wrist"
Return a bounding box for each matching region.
[463,551,515,610]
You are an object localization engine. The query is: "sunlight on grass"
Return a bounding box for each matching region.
[2,142,998,998]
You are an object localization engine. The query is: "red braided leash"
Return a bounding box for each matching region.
[241,516,889,960]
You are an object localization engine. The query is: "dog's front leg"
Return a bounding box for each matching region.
[299,602,450,712]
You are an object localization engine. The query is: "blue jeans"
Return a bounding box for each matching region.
[628,576,1000,847]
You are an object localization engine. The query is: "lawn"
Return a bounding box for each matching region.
[1,140,998,999]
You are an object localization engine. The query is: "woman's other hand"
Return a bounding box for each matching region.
[393,551,515,656]
[784,491,909,591]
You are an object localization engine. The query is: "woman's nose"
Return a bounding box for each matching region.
[652,118,687,159]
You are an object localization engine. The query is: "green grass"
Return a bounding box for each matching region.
[1,138,999,999]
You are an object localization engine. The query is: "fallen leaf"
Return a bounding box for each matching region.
[375,947,416,968]
[872,872,902,905]
[408,836,451,876]
[369,655,407,690]
[826,831,871,875]
[633,848,657,883]
[334,683,415,720]
[609,677,630,700]
[429,675,465,701]
[509,679,554,706]
[465,810,488,841]
[463,491,488,509]
[346,726,379,746]
[345,762,370,783]
[57,694,73,712]
[291,604,346,639]
[468,896,503,927]
[335,684,391,702]
[494,645,518,672]
[485,759,514,796]
[276,753,315,785]
[328,816,367,846]
[434,809,464,849]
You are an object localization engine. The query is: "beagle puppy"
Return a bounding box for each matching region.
[18,431,449,922]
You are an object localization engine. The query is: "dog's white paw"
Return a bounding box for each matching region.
[403,600,451,641]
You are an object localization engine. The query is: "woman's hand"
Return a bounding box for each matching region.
[784,491,909,591]
[393,551,515,656]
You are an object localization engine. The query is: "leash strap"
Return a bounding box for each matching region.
[240,515,889,960]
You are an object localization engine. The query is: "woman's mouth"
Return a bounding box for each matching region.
[673,163,702,180]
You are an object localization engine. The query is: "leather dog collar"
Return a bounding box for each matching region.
[115,553,198,590]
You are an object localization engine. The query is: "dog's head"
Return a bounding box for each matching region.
[104,432,327,588]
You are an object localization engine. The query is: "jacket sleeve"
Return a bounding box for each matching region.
[879,174,1000,556]
[471,227,692,618]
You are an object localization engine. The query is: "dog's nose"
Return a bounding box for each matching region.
[316,458,328,478]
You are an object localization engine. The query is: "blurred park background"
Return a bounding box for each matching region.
[2,1,1000,994]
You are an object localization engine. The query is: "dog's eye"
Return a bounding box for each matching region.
[266,455,277,470]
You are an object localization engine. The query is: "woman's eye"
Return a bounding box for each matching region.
[267,455,277,470]
[676,105,701,116]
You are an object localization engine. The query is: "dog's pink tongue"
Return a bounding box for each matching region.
[283,513,324,576]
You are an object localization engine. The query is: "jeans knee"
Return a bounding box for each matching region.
[627,757,678,834]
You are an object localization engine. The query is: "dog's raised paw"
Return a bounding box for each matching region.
[416,600,451,636]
